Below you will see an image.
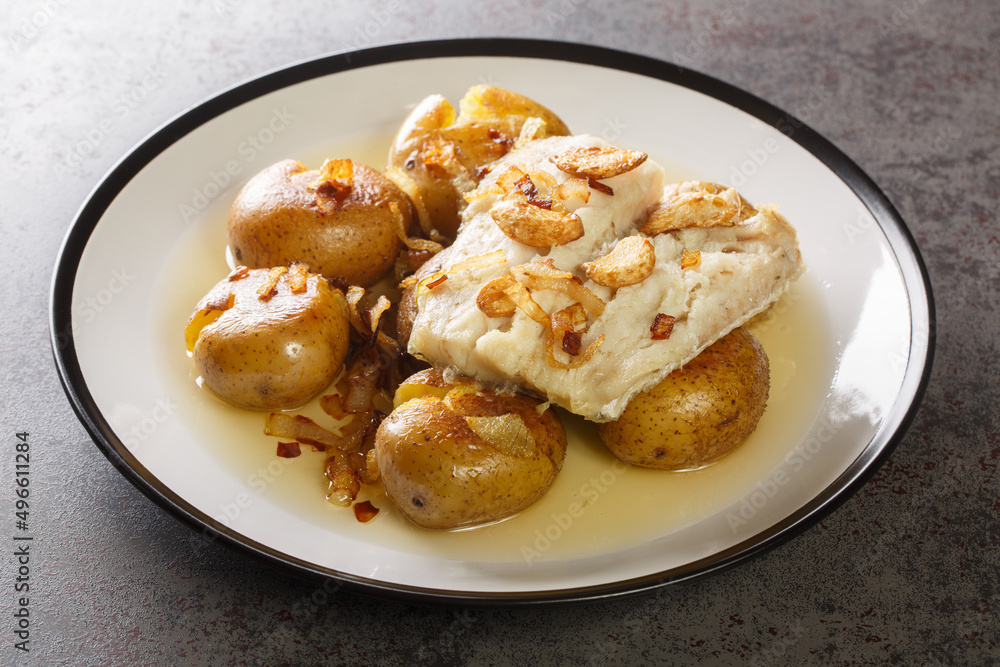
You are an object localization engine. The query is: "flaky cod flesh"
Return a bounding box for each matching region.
[406,134,802,422]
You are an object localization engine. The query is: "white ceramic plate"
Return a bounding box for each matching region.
[51,40,934,604]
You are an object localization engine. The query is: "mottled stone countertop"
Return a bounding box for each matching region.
[2,0,997,664]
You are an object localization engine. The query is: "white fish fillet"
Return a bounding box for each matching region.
[407,134,802,422]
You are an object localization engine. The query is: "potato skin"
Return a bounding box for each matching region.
[375,369,566,529]
[387,85,570,241]
[598,327,769,470]
[186,268,350,410]
[227,159,408,287]
[395,282,418,350]
[395,246,452,349]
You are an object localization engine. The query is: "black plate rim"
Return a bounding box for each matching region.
[49,37,936,607]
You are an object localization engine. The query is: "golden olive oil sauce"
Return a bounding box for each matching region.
[153,137,833,564]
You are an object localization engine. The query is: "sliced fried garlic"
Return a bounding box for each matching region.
[640,187,739,235]
[582,236,655,288]
[697,181,758,221]
[476,274,518,318]
[549,145,648,180]
[490,198,584,248]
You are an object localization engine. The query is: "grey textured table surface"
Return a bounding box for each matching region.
[2,0,998,664]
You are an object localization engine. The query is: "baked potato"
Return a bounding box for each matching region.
[374,368,567,529]
[185,265,350,410]
[227,158,410,287]
[395,246,452,349]
[598,327,769,470]
[387,85,571,241]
